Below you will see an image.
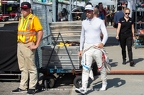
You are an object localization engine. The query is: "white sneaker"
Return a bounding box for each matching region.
[100,83,107,91]
[75,87,87,94]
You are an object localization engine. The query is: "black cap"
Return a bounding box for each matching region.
[21,2,31,9]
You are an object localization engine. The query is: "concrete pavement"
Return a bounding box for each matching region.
[71,26,144,95]
[105,26,144,74]
[105,45,144,74]
[71,75,144,95]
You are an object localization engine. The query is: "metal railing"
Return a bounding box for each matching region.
[32,1,76,68]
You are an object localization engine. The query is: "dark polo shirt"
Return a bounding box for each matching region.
[119,17,134,34]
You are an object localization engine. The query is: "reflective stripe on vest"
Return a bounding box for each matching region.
[18,14,36,43]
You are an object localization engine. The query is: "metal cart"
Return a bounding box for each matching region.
[37,21,98,90]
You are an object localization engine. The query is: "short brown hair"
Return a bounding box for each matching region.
[124,8,131,13]
[94,8,99,14]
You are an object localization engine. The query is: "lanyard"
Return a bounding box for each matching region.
[22,17,29,30]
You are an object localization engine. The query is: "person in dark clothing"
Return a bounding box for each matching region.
[114,6,124,28]
[81,7,86,21]
[110,9,115,26]
[116,8,135,67]
[106,7,111,26]
[60,8,68,21]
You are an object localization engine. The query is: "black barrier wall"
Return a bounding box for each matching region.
[0,23,19,71]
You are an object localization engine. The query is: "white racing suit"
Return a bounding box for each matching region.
[81,43,107,89]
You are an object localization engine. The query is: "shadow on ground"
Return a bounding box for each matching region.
[105,37,119,47]
[87,78,126,94]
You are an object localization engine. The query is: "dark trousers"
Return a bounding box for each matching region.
[119,34,133,61]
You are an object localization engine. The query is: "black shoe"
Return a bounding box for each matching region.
[122,60,126,65]
[130,61,134,67]
[12,88,27,93]
[27,89,35,94]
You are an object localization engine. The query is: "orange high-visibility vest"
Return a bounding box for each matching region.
[18,14,37,43]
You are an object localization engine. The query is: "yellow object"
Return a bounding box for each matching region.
[57,42,70,47]
[18,13,43,43]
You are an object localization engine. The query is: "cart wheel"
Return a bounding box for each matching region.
[73,76,82,88]
[44,76,56,88]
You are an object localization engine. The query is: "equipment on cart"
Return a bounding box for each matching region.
[36,32,98,91]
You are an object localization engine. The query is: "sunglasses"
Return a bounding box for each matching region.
[125,13,130,15]
[85,10,93,13]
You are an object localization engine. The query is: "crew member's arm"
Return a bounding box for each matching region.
[132,20,135,40]
[35,16,43,48]
[79,23,85,56]
[116,22,121,40]
[98,20,108,48]
[35,30,43,48]
[29,16,43,50]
